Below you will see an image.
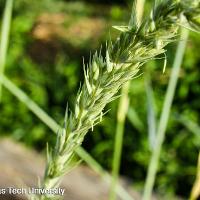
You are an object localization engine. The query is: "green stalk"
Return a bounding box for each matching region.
[142,28,189,200]
[0,74,134,200]
[109,82,130,200]
[0,0,13,101]
[0,75,59,132]
[110,1,145,199]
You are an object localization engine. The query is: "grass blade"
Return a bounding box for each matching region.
[0,74,134,200]
[0,0,13,101]
[142,28,189,200]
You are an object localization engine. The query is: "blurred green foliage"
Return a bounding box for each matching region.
[0,0,200,199]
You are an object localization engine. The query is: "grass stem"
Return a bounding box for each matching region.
[142,28,189,200]
[109,82,130,200]
[0,0,13,101]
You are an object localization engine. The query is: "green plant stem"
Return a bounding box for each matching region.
[0,75,59,132]
[0,0,13,101]
[110,82,130,200]
[110,1,145,199]
[0,74,134,200]
[142,28,189,200]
